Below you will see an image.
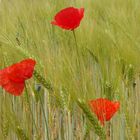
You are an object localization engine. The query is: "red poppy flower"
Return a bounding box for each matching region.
[89,98,120,125]
[0,59,36,96]
[51,7,84,30]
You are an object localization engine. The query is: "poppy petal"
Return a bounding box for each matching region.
[0,69,24,96]
[7,59,36,82]
[78,8,84,18]
[89,98,120,125]
[18,59,36,80]
[51,7,84,30]
[0,59,36,96]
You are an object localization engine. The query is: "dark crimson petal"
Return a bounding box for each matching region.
[51,7,84,30]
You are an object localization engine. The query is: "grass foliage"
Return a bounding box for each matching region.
[0,0,140,139]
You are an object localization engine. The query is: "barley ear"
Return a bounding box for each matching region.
[16,126,29,140]
[77,99,106,140]
[33,70,53,92]
[1,114,9,138]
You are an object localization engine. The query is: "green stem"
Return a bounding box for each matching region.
[72,30,78,48]
[38,92,50,140]
[72,30,84,96]
[72,30,80,65]
[25,84,39,138]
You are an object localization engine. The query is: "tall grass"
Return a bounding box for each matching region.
[0,0,140,139]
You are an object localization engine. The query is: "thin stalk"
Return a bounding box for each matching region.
[72,30,78,48]
[106,122,111,140]
[25,84,39,138]
[72,30,80,67]
[38,92,50,140]
[68,111,72,140]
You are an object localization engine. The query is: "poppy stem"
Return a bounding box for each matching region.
[72,30,78,48]
[72,30,79,57]
[72,30,81,68]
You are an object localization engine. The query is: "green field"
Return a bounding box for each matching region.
[0,0,140,139]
